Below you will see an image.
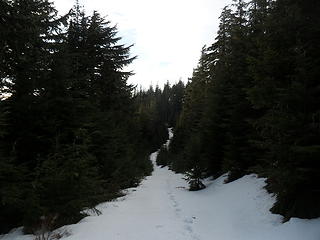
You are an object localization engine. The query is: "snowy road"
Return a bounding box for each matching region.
[2,129,320,240]
[61,128,320,240]
[63,129,204,240]
[66,151,202,240]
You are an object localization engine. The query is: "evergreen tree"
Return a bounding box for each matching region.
[167,0,320,218]
[247,0,320,219]
[0,1,155,233]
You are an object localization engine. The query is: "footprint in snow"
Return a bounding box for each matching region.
[184,218,194,224]
[184,224,193,233]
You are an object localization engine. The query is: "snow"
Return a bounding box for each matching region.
[2,128,320,240]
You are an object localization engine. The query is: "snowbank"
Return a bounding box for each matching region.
[2,144,320,240]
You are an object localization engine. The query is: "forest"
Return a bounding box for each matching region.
[0,0,319,236]
[160,0,320,221]
[0,0,184,233]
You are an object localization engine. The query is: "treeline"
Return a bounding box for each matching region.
[134,81,185,152]
[0,0,174,234]
[161,0,320,221]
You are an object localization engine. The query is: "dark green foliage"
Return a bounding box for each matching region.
[134,82,185,172]
[34,144,101,230]
[247,0,320,220]
[0,158,28,233]
[167,0,320,220]
[156,146,170,167]
[184,166,206,191]
[0,0,155,234]
[134,82,185,152]
[1,0,319,233]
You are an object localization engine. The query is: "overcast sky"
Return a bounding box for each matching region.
[53,0,231,88]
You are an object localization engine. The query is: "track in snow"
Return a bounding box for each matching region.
[63,128,200,240]
[3,128,320,240]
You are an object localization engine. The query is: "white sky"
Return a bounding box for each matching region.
[53,0,231,88]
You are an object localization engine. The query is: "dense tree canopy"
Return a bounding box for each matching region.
[0,0,157,234]
[164,0,320,220]
[0,0,319,235]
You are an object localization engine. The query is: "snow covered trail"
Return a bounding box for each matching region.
[2,128,320,240]
[62,151,197,240]
[62,128,203,240]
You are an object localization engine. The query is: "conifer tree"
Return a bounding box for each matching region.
[167,0,320,218]
[247,0,320,219]
[0,0,154,233]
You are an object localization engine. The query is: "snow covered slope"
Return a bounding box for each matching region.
[2,130,320,240]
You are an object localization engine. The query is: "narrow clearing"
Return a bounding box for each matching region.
[3,130,320,240]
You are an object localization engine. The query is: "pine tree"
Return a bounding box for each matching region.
[0,0,153,233]
[0,0,69,232]
[247,0,320,220]
[218,0,259,181]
